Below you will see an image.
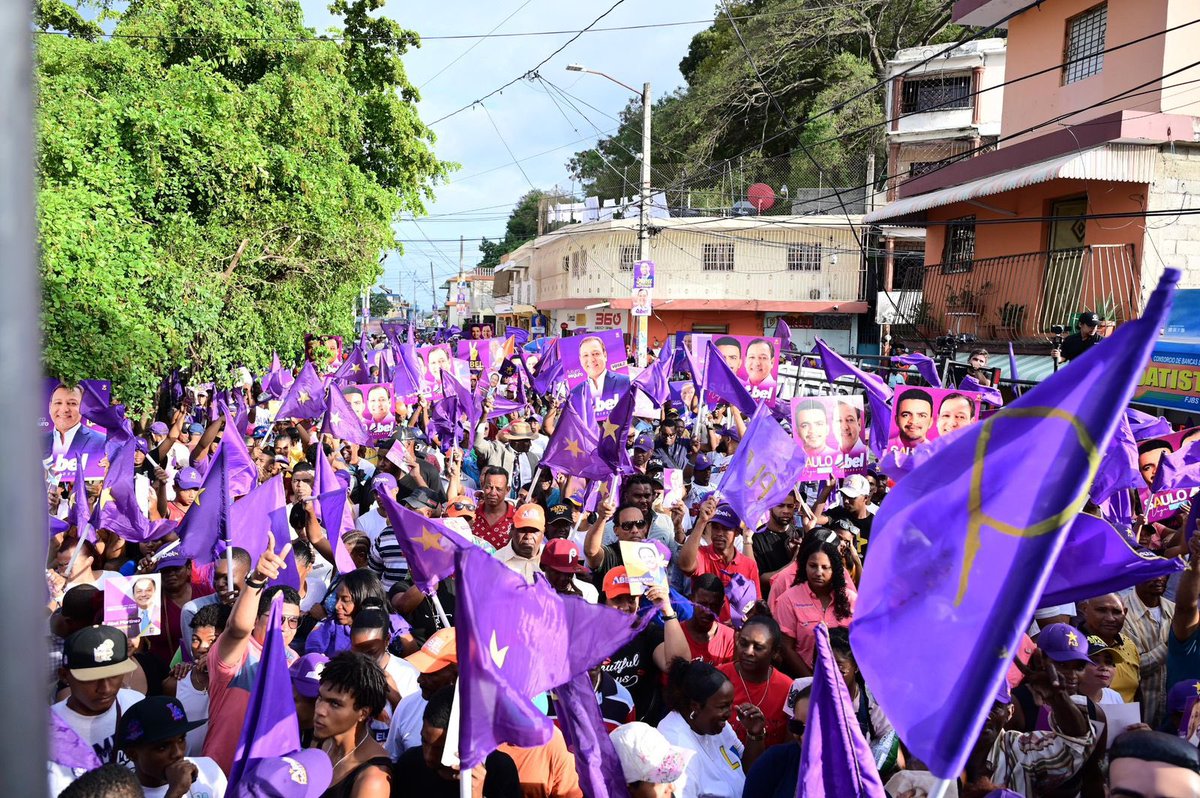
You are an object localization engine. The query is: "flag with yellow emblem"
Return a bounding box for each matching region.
[540,389,610,479]
[374,483,472,593]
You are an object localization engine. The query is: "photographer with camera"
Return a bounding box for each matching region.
[1053,311,1102,364]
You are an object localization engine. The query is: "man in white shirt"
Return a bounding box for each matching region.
[495,504,545,583]
[384,629,459,761]
[116,695,227,798]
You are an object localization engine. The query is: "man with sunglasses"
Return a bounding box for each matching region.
[584,501,651,588]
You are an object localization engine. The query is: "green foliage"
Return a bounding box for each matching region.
[369,291,394,319]
[37,0,451,408]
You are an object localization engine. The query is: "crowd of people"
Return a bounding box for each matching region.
[43,326,1200,798]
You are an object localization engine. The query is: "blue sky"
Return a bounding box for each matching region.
[297,0,714,309]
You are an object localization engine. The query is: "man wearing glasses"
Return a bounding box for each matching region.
[584,501,653,588]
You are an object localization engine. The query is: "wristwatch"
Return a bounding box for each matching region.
[244,574,268,590]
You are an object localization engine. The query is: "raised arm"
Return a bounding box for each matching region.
[215,533,290,666]
[677,496,718,575]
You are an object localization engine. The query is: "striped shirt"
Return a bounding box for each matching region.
[1122,590,1176,727]
[369,527,410,592]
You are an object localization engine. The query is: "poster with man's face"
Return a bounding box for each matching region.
[417,344,454,399]
[791,395,868,479]
[1142,426,1200,522]
[103,573,162,638]
[353,383,397,441]
[632,260,655,289]
[688,333,782,403]
[41,379,110,480]
[887,387,983,455]
[457,337,508,382]
[559,330,630,421]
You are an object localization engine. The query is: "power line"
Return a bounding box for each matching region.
[479,101,537,190]
[417,0,535,89]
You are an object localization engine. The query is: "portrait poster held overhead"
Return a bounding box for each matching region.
[887,386,984,455]
[1140,425,1200,522]
[790,395,868,480]
[41,378,110,480]
[560,329,631,421]
[103,573,162,638]
[619,541,668,596]
[688,333,782,403]
[351,382,399,442]
[456,337,506,385]
[416,344,455,399]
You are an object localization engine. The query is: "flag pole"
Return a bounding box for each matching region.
[429,591,452,629]
[929,778,953,798]
[459,767,472,798]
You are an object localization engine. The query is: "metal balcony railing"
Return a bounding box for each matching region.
[893,244,1139,342]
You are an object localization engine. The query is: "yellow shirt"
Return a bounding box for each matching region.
[1109,635,1142,703]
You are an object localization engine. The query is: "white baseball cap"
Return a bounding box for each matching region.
[839,474,872,499]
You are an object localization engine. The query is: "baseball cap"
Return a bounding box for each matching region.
[289,653,329,699]
[839,474,871,499]
[406,628,457,673]
[446,495,477,518]
[148,421,169,436]
[545,504,574,526]
[403,487,438,511]
[609,722,693,785]
[175,467,203,490]
[251,425,270,440]
[134,438,149,454]
[236,749,333,798]
[1167,679,1200,713]
[64,625,138,680]
[709,503,741,530]
[693,453,713,472]
[1079,311,1100,327]
[602,566,633,600]
[372,473,398,493]
[633,434,655,452]
[1084,634,1126,665]
[187,422,206,435]
[1037,623,1093,664]
[513,503,545,532]
[117,696,206,747]
[783,677,814,718]
[540,539,591,575]
[60,585,101,625]
[718,427,742,442]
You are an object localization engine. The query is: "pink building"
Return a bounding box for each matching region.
[867,0,1200,346]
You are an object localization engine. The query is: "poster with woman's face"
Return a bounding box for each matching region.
[887,387,983,455]
[103,573,162,638]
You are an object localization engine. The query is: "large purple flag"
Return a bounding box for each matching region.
[1091,415,1140,503]
[93,439,152,542]
[894,353,943,388]
[455,545,643,768]
[275,361,327,420]
[221,408,258,498]
[49,709,103,771]
[333,345,372,385]
[719,403,807,528]
[228,475,299,589]
[532,340,565,395]
[321,385,372,447]
[1152,439,1200,492]
[1040,513,1183,607]
[703,340,757,416]
[798,625,886,798]
[960,375,1003,406]
[506,326,530,346]
[228,593,301,794]
[850,268,1179,779]
[814,338,893,457]
[374,483,471,593]
[1127,407,1173,440]
[632,346,671,407]
[596,388,637,476]
[540,390,608,479]
[555,672,630,798]
[262,352,294,399]
[79,379,134,459]
[176,443,231,563]
[442,368,480,449]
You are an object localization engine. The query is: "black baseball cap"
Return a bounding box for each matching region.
[403,487,438,511]
[1079,311,1100,326]
[546,504,574,525]
[117,696,206,746]
[64,625,138,681]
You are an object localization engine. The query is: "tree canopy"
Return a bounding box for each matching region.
[37,0,451,406]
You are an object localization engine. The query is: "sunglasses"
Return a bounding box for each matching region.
[617,520,648,531]
[450,502,476,512]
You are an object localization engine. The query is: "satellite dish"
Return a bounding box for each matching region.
[747,183,776,211]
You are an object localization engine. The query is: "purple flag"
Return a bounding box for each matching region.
[313,444,355,573]
[532,339,565,395]
[274,361,327,420]
[321,385,372,447]
[79,379,134,459]
[221,407,258,498]
[93,439,152,542]
[68,466,94,543]
[333,345,372,385]
[633,346,671,407]
[176,443,231,563]
[814,338,893,457]
[798,625,887,798]
[596,388,637,476]
[1039,513,1184,607]
[719,403,807,528]
[48,514,69,542]
[1127,407,1173,440]
[506,326,530,346]
[894,353,943,388]
[1090,414,1140,503]
[442,368,480,449]
[455,545,644,768]
[262,352,295,399]
[1152,439,1200,492]
[703,340,757,417]
[773,317,793,350]
[393,344,424,398]
[228,476,299,590]
[228,593,301,793]
[960,375,1003,406]
[1008,342,1019,383]
[555,672,630,798]
[850,268,1179,779]
[374,483,471,593]
[540,390,609,479]
[49,709,103,771]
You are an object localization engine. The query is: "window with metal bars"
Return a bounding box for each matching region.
[900,76,972,114]
[570,251,586,278]
[787,243,823,272]
[941,216,976,274]
[1063,3,1106,84]
[702,243,734,272]
[618,244,638,271]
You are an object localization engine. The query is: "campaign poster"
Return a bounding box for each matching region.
[1142,426,1200,522]
[631,287,652,317]
[887,386,983,455]
[560,330,630,421]
[41,379,110,480]
[661,469,685,508]
[304,334,344,373]
[688,333,782,404]
[416,344,454,399]
[632,260,655,289]
[103,573,162,638]
[347,383,397,441]
[619,540,668,596]
[790,395,868,479]
[457,338,509,383]
[668,380,699,417]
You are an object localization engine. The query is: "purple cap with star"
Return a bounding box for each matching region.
[1036,623,1093,664]
[175,467,203,490]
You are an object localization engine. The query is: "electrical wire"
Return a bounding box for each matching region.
[417,0,536,89]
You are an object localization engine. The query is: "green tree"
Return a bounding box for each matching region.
[369,291,394,319]
[37,0,451,406]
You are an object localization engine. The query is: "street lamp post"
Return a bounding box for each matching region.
[567,64,651,367]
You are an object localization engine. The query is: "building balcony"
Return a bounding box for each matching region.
[892,244,1139,343]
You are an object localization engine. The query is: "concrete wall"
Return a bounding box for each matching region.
[1143,146,1200,295]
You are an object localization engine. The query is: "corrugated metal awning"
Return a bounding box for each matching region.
[865,144,1157,223]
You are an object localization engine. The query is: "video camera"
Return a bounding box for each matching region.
[934,333,977,359]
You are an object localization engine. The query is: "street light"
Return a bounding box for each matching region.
[568,63,652,368]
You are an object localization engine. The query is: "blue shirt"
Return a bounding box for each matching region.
[1167,625,1200,692]
[742,741,800,798]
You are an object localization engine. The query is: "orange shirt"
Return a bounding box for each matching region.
[498,725,583,798]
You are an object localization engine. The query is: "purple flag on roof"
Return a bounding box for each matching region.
[850,269,1179,779]
[633,346,671,407]
[555,672,630,798]
[1090,414,1140,503]
[228,475,299,589]
[322,385,372,447]
[1152,439,1200,493]
[797,624,886,797]
[93,439,153,542]
[227,593,301,794]
[814,338,893,457]
[720,403,807,529]
[960,375,1003,406]
[374,483,471,593]
[540,390,608,479]
[176,443,231,563]
[333,345,372,385]
[313,444,355,573]
[1039,513,1183,607]
[274,361,327,420]
[49,709,103,771]
[596,388,637,476]
[1127,407,1173,440]
[455,545,644,768]
[894,353,943,388]
[703,340,757,416]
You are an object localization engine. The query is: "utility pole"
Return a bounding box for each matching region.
[430,261,437,327]
[636,80,651,367]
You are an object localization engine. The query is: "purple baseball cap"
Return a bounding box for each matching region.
[135,438,149,454]
[709,503,740,530]
[693,453,713,471]
[718,427,742,442]
[176,467,203,490]
[236,748,333,798]
[373,473,398,492]
[149,421,169,436]
[633,434,655,452]
[1036,623,1093,664]
[290,653,329,699]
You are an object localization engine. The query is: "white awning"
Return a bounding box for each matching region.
[865,144,1157,223]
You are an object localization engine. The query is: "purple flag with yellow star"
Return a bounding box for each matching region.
[274,361,327,420]
[595,388,637,475]
[333,345,372,385]
[720,402,808,529]
[176,443,232,563]
[851,269,1179,779]
[92,439,152,542]
[321,385,372,447]
[540,390,608,479]
[374,483,471,593]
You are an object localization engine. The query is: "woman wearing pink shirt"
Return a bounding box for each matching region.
[774,540,856,677]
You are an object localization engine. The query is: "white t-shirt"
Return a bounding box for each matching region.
[48,689,145,795]
[356,508,389,545]
[370,655,421,744]
[657,711,746,798]
[1097,687,1125,705]
[141,756,227,798]
[175,674,210,757]
[384,692,427,760]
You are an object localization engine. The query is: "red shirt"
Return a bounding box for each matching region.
[690,546,762,622]
[682,621,736,667]
[718,663,795,748]
[473,503,516,550]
